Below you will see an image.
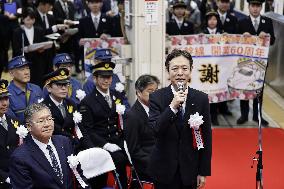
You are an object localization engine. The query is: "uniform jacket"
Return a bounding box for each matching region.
[217,13,238,34]
[148,86,212,185]
[8,81,43,122]
[78,13,111,38]
[166,18,195,35]
[80,88,124,148]
[238,15,275,45]
[0,115,20,188]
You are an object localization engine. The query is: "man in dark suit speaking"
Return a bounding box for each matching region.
[148,49,212,189]
[9,103,90,189]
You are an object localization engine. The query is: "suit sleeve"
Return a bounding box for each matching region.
[78,18,85,39]
[80,102,108,147]
[124,113,149,165]
[198,94,212,176]
[148,92,177,137]
[9,153,33,189]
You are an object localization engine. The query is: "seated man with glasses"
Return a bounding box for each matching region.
[9,103,91,189]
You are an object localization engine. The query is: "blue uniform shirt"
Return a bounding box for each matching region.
[8,81,43,122]
[83,74,130,110]
[43,77,83,105]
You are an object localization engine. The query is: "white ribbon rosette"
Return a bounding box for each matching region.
[188,112,204,150]
[37,98,44,103]
[115,82,125,93]
[73,111,83,139]
[76,89,86,102]
[16,125,29,145]
[116,104,126,115]
[67,154,88,188]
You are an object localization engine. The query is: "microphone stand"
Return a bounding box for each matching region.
[251,58,268,189]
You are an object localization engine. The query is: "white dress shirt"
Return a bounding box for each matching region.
[32,136,63,172]
[91,12,101,23]
[49,95,64,107]
[217,10,227,22]
[173,15,184,29]
[250,15,261,28]
[138,100,149,116]
[207,27,217,34]
[23,26,34,45]
[38,9,58,32]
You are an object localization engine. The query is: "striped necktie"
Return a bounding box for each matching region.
[46,145,63,183]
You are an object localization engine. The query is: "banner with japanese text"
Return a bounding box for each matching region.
[169,34,270,103]
[82,37,125,77]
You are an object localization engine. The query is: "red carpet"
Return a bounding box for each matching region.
[206,128,284,189]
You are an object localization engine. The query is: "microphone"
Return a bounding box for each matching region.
[177,81,184,111]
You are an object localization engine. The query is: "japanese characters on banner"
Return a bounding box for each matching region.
[169,34,271,103]
[82,38,125,77]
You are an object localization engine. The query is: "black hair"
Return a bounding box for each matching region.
[165,49,193,72]
[22,7,36,19]
[135,74,160,92]
[35,0,55,7]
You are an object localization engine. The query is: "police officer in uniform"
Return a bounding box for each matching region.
[166,0,195,36]
[80,55,128,189]
[237,0,275,126]
[43,53,83,105]
[0,79,22,189]
[7,56,43,122]
[83,49,130,109]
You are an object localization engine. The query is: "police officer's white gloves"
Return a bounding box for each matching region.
[103,143,122,152]
[5,177,10,184]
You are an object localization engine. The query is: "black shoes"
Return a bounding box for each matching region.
[237,116,248,124]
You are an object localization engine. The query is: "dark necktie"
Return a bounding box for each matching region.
[46,145,63,183]
[42,15,47,29]
[58,104,66,118]
[177,107,184,129]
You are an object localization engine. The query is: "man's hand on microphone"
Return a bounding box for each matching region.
[170,90,187,111]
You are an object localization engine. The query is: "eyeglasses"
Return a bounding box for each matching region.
[31,116,54,126]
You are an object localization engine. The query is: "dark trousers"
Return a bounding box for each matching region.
[240,93,263,119]
[154,168,197,189]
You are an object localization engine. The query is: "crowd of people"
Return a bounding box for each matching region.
[0,0,276,189]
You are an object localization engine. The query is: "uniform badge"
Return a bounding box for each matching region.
[102,18,106,22]
[60,70,65,76]
[105,63,109,69]
[67,105,73,113]
[184,23,188,27]
[226,18,230,22]
[115,99,121,105]
[113,96,116,101]
[22,58,25,62]
[262,19,265,24]
[1,82,6,89]
[11,120,19,129]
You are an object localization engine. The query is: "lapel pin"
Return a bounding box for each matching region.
[262,19,265,24]
[184,23,188,27]
[226,18,230,22]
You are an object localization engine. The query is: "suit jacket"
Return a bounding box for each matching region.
[0,115,20,188]
[217,13,238,34]
[110,14,123,37]
[166,19,195,36]
[9,135,90,189]
[238,15,275,45]
[78,13,112,39]
[203,28,223,34]
[124,100,155,181]
[12,26,49,87]
[34,10,57,35]
[148,86,212,185]
[53,1,75,24]
[80,88,124,148]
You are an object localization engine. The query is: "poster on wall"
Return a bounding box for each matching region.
[168,34,271,103]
